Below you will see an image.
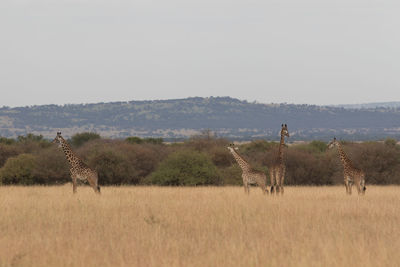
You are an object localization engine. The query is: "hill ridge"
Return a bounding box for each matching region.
[1,97,400,141]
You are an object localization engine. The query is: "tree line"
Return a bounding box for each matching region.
[0,132,399,186]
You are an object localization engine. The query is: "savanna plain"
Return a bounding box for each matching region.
[0,186,399,267]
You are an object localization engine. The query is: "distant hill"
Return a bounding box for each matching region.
[1,97,400,141]
[334,102,400,109]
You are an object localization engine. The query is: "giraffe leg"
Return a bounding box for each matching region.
[360,178,366,195]
[260,182,269,194]
[72,177,77,194]
[270,169,276,194]
[344,176,350,195]
[243,179,249,194]
[275,169,281,194]
[347,179,353,195]
[356,179,362,195]
[87,175,100,194]
[280,170,285,195]
[344,182,349,194]
[264,183,269,194]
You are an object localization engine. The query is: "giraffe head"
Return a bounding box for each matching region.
[52,132,63,148]
[227,143,239,153]
[328,137,339,149]
[281,124,289,138]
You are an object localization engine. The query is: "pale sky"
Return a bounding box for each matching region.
[1,0,400,107]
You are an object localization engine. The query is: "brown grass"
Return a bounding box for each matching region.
[0,185,399,267]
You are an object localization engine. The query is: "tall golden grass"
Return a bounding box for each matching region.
[0,185,399,267]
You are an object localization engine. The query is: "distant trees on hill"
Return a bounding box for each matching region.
[0,132,400,186]
[1,97,400,140]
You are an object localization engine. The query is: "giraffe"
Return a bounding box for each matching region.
[269,124,289,195]
[52,132,100,194]
[227,144,269,194]
[328,137,366,195]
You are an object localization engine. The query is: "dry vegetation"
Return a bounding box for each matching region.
[1,186,399,267]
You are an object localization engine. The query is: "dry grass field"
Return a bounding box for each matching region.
[0,185,399,267]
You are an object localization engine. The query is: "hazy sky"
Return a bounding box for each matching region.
[1,0,399,107]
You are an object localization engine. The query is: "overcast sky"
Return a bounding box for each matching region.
[1,0,399,107]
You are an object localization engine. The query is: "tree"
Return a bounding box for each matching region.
[126,136,143,144]
[17,133,45,143]
[126,136,163,145]
[0,154,36,185]
[148,150,221,185]
[71,132,101,147]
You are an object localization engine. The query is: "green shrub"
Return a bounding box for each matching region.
[0,144,21,168]
[241,140,277,154]
[88,149,139,185]
[295,141,328,154]
[218,165,242,185]
[0,137,15,145]
[80,140,165,185]
[384,138,397,147]
[286,149,336,185]
[353,142,400,184]
[210,147,232,167]
[71,132,101,147]
[126,136,143,144]
[16,133,52,151]
[143,137,163,145]
[0,154,36,185]
[148,150,221,186]
[17,133,45,143]
[126,136,163,145]
[33,147,70,184]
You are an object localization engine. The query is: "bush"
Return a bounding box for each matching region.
[71,132,101,147]
[352,142,400,184]
[286,149,336,185]
[210,146,232,167]
[218,165,242,185]
[0,154,36,185]
[126,136,164,145]
[0,144,21,168]
[186,135,229,153]
[17,133,45,143]
[33,147,70,184]
[241,140,277,154]
[384,138,397,148]
[295,141,328,154]
[79,140,166,185]
[88,149,139,185]
[15,133,52,152]
[148,150,221,185]
[1,136,400,186]
[143,137,163,145]
[126,136,143,144]
[0,137,15,145]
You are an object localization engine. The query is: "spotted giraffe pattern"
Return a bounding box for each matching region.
[269,124,289,195]
[328,137,366,195]
[227,145,268,194]
[53,132,100,194]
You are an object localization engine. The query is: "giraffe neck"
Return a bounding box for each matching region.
[230,149,251,172]
[336,143,353,169]
[59,137,81,168]
[278,134,286,165]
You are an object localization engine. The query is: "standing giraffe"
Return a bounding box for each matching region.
[269,124,289,195]
[53,132,100,194]
[227,144,269,194]
[328,137,366,195]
